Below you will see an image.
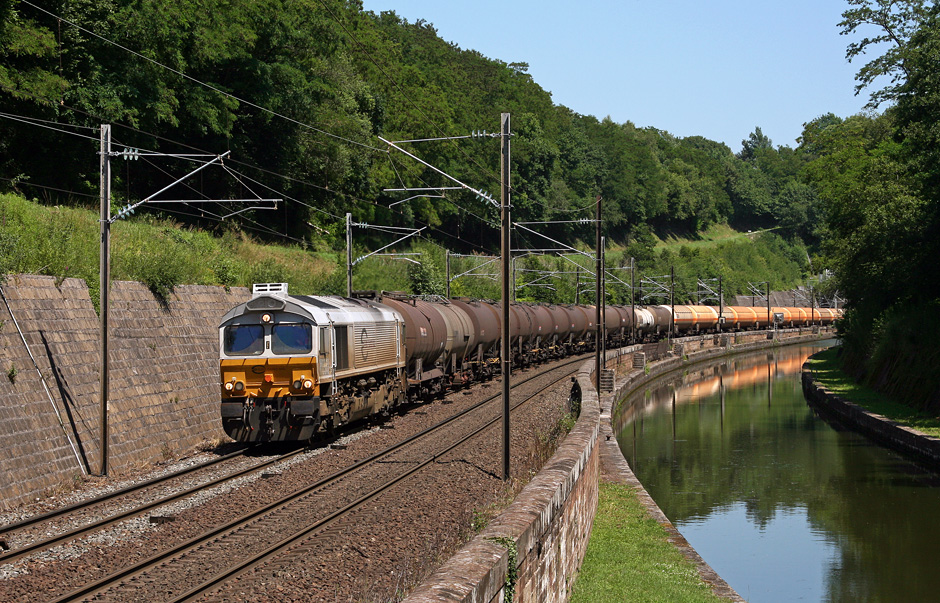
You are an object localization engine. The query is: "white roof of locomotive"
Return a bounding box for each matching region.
[220,284,401,327]
[288,294,400,326]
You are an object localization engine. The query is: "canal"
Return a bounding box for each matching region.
[615,341,940,602]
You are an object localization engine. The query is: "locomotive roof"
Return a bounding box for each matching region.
[219,294,400,326]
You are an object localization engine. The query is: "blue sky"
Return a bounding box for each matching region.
[359,0,882,152]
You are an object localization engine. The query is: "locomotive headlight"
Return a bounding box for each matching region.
[303,379,313,390]
[234,381,245,392]
[292,379,302,390]
[261,313,272,324]
[224,382,234,391]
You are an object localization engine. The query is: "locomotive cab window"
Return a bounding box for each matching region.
[272,323,312,354]
[224,325,264,356]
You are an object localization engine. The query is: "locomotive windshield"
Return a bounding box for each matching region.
[272,324,312,354]
[223,323,313,356]
[224,325,264,356]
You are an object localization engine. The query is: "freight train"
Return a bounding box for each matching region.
[219,283,840,443]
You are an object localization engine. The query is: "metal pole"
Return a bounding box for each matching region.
[595,195,602,391]
[98,124,111,476]
[600,236,606,365]
[575,266,580,305]
[500,113,511,481]
[766,282,771,329]
[346,213,352,298]
[670,266,675,340]
[631,257,636,343]
[811,286,816,325]
[718,276,723,333]
[445,250,451,299]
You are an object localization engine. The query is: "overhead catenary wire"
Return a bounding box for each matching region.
[126,152,295,241]
[0,111,96,130]
[0,176,98,200]
[0,111,101,143]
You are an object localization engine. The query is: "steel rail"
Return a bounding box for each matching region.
[0,447,317,565]
[0,447,248,536]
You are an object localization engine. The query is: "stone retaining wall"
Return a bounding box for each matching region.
[0,275,248,510]
[802,359,940,469]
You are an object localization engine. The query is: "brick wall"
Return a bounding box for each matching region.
[0,275,248,510]
[106,281,248,468]
[0,276,101,509]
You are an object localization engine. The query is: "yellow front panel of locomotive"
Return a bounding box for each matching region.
[220,357,318,399]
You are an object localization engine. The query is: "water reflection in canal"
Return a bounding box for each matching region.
[615,342,940,603]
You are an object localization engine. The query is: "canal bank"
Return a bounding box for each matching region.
[574,329,831,602]
[803,348,940,470]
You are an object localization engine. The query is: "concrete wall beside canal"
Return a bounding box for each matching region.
[0,275,248,510]
[802,364,940,468]
[405,329,832,603]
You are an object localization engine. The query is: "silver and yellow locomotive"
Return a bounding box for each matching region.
[219,284,407,442]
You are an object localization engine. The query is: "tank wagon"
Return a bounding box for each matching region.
[219,284,840,443]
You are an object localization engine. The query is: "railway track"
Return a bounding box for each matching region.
[0,446,324,566]
[16,357,581,603]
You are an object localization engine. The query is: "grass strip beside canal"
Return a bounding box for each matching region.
[808,347,940,438]
[570,481,724,603]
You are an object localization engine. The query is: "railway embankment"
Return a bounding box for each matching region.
[405,328,831,603]
[0,275,248,510]
[803,349,940,470]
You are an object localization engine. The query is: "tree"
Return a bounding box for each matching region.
[737,127,773,162]
[891,5,940,302]
[773,181,821,242]
[0,0,68,103]
[839,0,930,107]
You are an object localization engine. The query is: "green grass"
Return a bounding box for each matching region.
[570,481,724,603]
[653,223,779,252]
[0,193,486,302]
[807,347,940,437]
[0,194,378,304]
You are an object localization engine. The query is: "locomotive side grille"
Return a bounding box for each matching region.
[353,322,400,369]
